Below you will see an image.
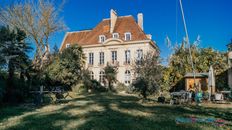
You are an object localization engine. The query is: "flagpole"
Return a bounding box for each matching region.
[179,0,197,89]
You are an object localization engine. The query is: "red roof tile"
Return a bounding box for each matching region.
[60,15,151,50]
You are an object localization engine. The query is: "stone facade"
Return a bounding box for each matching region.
[59,9,159,85]
[82,39,157,85]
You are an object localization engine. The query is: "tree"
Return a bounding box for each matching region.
[46,45,85,88]
[82,69,93,90]
[132,52,162,99]
[103,64,118,91]
[162,43,228,92]
[0,0,66,69]
[0,26,32,102]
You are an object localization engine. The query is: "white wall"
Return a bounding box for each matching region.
[82,41,156,85]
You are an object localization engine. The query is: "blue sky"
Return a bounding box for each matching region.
[2,0,232,64]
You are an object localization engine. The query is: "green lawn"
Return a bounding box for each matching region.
[0,93,231,130]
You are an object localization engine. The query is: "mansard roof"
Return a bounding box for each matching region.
[60,15,152,50]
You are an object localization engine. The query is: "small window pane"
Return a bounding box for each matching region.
[99,52,104,65]
[125,70,131,84]
[99,35,106,43]
[89,53,94,65]
[113,33,119,39]
[125,33,131,41]
[66,44,70,48]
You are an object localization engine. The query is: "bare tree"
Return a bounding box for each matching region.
[0,0,67,69]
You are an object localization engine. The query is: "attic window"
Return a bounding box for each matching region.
[124,32,131,41]
[66,43,70,48]
[99,35,106,43]
[113,33,119,39]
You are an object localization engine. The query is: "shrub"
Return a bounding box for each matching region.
[132,78,159,99]
[115,83,128,92]
[91,80,107,92]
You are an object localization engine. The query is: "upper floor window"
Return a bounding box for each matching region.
[111,51,117,63]
[99,52,104,65]
[124,32,131,41]
[89,52,94,65]
[113,33,119,39]
[66,43,70,48]
[136,49,143,64]
[99,35,106,43]
[125,70,131,84]
[125,50,131,64]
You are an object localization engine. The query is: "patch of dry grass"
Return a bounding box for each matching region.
[0,92,231,130]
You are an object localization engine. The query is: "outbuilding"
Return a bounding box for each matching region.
[184,73,215,94]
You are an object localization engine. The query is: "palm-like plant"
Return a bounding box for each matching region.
[104,64,118,91]
[0,26,32,101]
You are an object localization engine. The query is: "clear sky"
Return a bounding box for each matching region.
[2,0,232,64]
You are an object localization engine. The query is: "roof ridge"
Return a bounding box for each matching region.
[68,30,92,33]
[102,15,133,21]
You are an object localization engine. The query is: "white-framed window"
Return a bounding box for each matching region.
[124,32,131,41]
[90,71,94,80]
[99,71,105,83]
[111,51,117,63]
[136,49,143,64]
[99,52,104,65]
[66,43,70,48]
[125,50,131,64]
[99,35,106,43]
[125,70,131,84]
[112,33,119,39]
[89,52,94,65]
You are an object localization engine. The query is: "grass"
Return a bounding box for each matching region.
[0,92,231,130]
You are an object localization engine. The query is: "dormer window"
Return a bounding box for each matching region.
[124,32,131,41]
[99,35,106,43]
[66,43,70,48]
[112,33,119,39]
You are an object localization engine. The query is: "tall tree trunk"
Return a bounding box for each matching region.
[108,80,112,91]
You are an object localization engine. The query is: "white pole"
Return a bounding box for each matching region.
[179,0,196,89]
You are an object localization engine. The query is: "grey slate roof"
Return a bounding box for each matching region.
[184,73,208,78]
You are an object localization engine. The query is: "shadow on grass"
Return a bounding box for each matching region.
[0,105,36,122]
[2,93,232,130]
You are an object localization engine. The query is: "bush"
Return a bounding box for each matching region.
[73,80,107,93]
[91,80,107,92]
[126,84,136,94]
[132,78,159,99]
[115,83,127,92]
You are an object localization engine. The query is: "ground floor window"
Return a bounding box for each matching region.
[125,70,131,84]
[89,71,94,80]
[99,71,105,83]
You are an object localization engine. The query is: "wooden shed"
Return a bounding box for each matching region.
[184,73,215,94]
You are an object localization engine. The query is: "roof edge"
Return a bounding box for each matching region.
[59,32,69,51]
[102,15,133,21]
[67,30,92,33]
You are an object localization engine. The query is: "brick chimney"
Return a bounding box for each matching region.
[137,13,143,30]
[110,9,117,33]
